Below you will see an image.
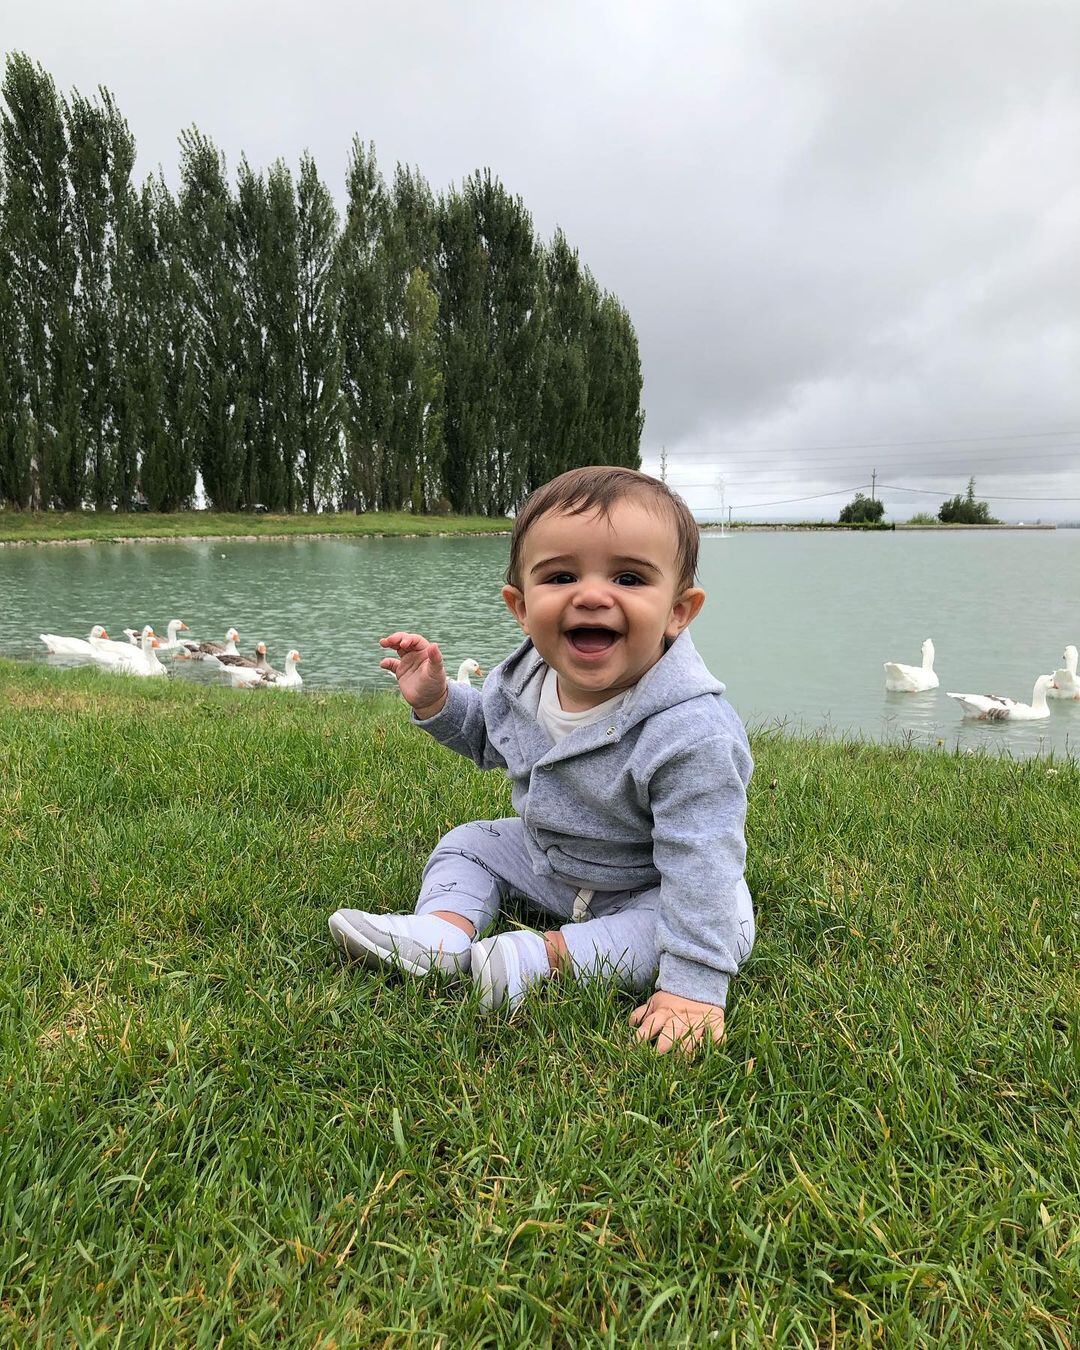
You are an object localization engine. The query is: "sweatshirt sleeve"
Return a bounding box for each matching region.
[411,678,508,771]
[648,724,753,1008]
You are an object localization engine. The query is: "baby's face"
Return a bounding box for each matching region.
[502,497,705,710]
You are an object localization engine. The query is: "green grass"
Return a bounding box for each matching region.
[0,660,1076,1346]
[0,510,511,545]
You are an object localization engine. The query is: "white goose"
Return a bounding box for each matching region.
[884,638,939,693]
[229,649,302,689]
[93,624,156,659]
[108,628,168,678]
[946,675,1054,722]
[87,623,154,666]
[40,624,110,658]
[1048,645,1080,700]
[456,658,484,685]
[150,619,191,653]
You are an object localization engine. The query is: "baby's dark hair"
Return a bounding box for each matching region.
[506,466,699,593]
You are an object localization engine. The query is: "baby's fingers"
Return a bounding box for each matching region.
[657,1016,706,1056]
[379,632,425,652]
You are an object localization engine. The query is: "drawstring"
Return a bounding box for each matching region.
[572,888,594,922]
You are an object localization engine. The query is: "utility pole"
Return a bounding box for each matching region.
[659,446,668,483]
[871,468,877,502]
[728,505,733,530]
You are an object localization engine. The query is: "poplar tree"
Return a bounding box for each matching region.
[436,185,485,513]
[179,128,247,510]
[1,54,81,507]
[149,179,198,508]
[263,160,301,508]
[126,179,168,510]
[66,91,112,508]
[437,172,543,515]
[0,169,33,506]
[594,294,644,465]
[394,267,443,511]
[295,152,342,511]
[235,157,273,505]
[534,230,589,484]
[103,95,138,508]
[338,138,391,510]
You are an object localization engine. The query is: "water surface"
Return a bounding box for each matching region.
[3,529,1079,757]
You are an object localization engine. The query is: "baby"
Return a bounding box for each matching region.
[329,465,755,1053]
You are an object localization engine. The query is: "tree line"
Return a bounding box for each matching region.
[0,54,643,515]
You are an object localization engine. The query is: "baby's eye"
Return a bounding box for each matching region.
[544,572,576,585]
[615,572,645,586]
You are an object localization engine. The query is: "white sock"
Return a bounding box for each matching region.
[495,929,553,1001]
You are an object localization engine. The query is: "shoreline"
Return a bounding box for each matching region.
[0,509,513,547]
[0,528,512,549]
[1,511,1064,546]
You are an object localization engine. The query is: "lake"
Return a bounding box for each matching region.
[3,528,1079,757]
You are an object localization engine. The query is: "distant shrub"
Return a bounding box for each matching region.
[431,496,453,516]
[839,492,885,524]
[907,512,939,525]
[938,478,998,524]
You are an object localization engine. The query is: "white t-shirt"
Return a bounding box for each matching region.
[537,665,628,744]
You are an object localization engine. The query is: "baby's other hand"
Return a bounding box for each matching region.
[629,991,726,1056]
[379,631,448,717]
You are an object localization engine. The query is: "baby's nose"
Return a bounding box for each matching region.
[573,581,615,607]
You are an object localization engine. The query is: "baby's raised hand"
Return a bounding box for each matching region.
[379,631,448,718]
[629,990,726,1056]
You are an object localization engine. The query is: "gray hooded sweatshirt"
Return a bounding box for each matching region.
[414,630,753,1006]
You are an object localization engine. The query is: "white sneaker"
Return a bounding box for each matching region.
[328,910,473,976]
[471,930,551,1011]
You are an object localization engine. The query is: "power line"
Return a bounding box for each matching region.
[644,442,1080,472]
[667,465,1080,491]
[727,484,870,511]
[649,425,1080,459]
[879,484,1080,502]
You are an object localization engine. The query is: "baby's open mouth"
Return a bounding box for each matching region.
[566,627,619,654]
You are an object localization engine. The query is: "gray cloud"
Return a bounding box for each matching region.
[5,0,1079,517]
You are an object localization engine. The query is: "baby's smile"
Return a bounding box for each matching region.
[564,624,621,658]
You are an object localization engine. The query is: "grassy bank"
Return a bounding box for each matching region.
[1,661,1076,1345]
[0,510,511,545]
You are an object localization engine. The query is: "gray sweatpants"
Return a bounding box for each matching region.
[414,817,754,996]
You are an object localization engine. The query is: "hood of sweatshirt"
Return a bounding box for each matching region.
[497,629,725,733]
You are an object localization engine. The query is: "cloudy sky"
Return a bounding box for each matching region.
[8,1,1080,518]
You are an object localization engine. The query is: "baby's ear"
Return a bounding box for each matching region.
[502,584,529,632]
[667,586,706,636]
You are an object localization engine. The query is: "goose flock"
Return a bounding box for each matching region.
[884,639,1080,722]
[40,620,303,689]
[39,621,486,695]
